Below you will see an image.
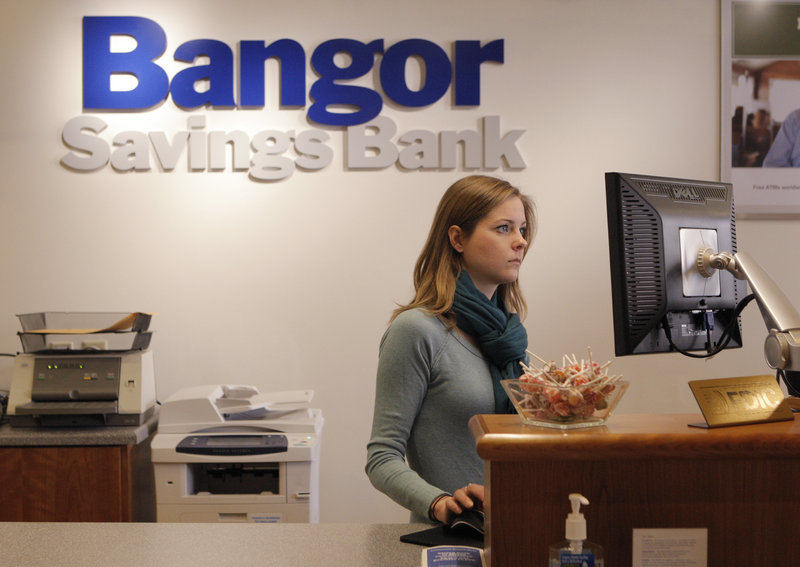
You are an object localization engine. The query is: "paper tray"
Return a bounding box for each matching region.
[17,330,152,353]
[16,312,153,353]
[17,312,152,333]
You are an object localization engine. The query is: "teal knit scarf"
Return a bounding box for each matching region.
[452,270,527,414]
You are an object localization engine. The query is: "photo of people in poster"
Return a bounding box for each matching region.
[723,1,800,216]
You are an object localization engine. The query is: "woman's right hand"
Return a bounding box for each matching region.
[431,483,484,524]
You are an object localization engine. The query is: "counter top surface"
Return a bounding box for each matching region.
[0,522,428,567]
[469,412,800,460]
[0,412,157,446]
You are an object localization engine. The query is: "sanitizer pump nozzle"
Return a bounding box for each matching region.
[565,493,589,548]
[549,493,604,567]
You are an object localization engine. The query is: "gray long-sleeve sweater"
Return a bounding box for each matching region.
[365,308,495,523]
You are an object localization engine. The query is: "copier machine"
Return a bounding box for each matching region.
[151,384,323,523]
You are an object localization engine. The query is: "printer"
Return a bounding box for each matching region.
[151,384,323,523]
[7,312,157,427]
[8,350,157,427]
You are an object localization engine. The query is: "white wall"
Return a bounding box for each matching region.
[1,0,798,523]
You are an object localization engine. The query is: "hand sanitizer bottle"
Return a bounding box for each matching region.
[549,493,604,567]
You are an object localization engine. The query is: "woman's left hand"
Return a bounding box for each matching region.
[432,483,484,524]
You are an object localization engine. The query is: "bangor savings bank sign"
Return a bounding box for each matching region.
[62,16,526,181]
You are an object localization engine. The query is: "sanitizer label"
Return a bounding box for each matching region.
[557,551,594,567]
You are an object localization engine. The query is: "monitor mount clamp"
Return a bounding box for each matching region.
[697,248,800,374]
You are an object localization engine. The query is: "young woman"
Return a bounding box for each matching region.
[365,175,536,524]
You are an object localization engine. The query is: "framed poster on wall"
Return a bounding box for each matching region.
[722,0,800,218]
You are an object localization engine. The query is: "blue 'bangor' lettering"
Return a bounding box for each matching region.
[82,16,504,127]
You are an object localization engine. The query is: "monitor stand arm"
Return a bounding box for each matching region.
[697,248,800,373]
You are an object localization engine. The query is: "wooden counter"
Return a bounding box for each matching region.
[470,413,800,567]
[0,415,157,522]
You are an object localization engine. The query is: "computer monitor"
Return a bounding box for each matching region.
[605,172,748,356]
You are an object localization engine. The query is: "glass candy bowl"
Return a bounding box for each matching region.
[502,375,629,430]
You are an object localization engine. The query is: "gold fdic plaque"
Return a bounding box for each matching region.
[688,375,794,428]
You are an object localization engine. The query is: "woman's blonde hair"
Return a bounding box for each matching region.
[392,175,536,324]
